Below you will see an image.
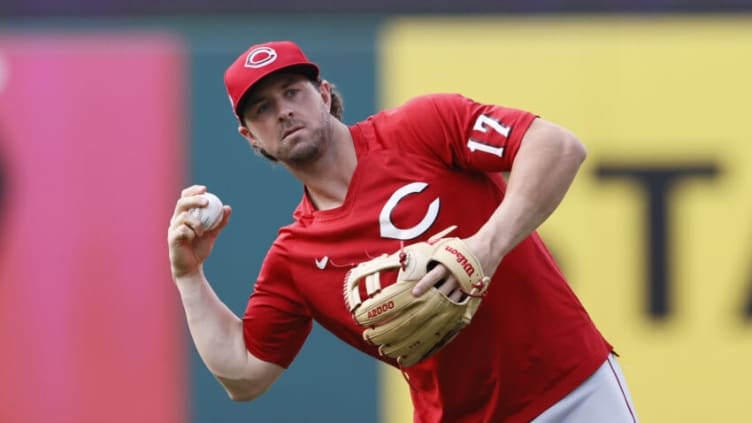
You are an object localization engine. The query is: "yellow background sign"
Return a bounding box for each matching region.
[379,16,752,422]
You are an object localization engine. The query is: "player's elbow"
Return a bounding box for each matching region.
[529,118,587,166]
[571,135,587,165]
[218,376,271,402]
[559,128,587,166]
[227,389,259,402]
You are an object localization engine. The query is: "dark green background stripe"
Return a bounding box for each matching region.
[184,17,383,423]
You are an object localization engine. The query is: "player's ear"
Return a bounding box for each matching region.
[238,125,277,161]
[239,125,262,150]
[238,125,257,146]
[318,80,332,109]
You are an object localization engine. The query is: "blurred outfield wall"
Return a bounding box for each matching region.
[0,32,189,423]
[1,13,750,423]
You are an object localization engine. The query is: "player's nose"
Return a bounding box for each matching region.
[277,101,295,121]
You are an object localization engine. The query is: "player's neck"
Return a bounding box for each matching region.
[291,120,356,211]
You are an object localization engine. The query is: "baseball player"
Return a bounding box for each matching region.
[167,40,639,422]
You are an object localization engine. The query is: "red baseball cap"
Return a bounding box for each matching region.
[224,40,320,118]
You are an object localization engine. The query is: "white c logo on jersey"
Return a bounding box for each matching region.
[379,182,440,240]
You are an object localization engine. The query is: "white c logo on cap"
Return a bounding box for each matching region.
[245,47,278,68]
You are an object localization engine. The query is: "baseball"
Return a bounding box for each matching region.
[189,192,224,231]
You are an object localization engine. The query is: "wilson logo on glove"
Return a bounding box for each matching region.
[443,245,476,277]
[343,226,491,368]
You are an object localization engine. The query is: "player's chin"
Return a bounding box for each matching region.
[285,141,322,164]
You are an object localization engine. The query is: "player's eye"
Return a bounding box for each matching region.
[254,102,269,115]
[285,88,300,98]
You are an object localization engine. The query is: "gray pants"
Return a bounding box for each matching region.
[532,354,639,423]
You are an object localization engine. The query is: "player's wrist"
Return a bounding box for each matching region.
[172,265,205,288]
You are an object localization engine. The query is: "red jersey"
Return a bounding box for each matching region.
[243,93,612,422]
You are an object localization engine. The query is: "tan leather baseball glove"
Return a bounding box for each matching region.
[343,226,490,367]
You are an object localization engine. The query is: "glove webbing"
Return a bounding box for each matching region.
[344,252,403,313]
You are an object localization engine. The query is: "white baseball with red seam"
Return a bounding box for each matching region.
[189,192,224,231]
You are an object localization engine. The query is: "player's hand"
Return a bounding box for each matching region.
[411,233,502,300]
[412,265,464,301]
[167,185,232,280]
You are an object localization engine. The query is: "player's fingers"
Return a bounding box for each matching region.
[412,265,447,297]
[172,195,209,221]
[180,185,207,198]
[435,276,465,302]
[437,276,458,296]
[168,222,198,245]
[170,210,206,237]
[449,287,464,302]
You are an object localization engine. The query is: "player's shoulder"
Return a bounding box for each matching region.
[366,93,473,126]
[351,93,479,152]
[394,92,472,114]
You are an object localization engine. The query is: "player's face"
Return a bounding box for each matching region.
[239,73,332,165]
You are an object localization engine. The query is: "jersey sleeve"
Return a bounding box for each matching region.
[242,243,312,369]
[394,93,538,172]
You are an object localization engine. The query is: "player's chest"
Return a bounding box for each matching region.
[285,153,499,310]
[338,153,490,239]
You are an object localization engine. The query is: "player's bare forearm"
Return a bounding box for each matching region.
[471,118,586,271]
[174,269,284,401]
[414,119,585,297]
